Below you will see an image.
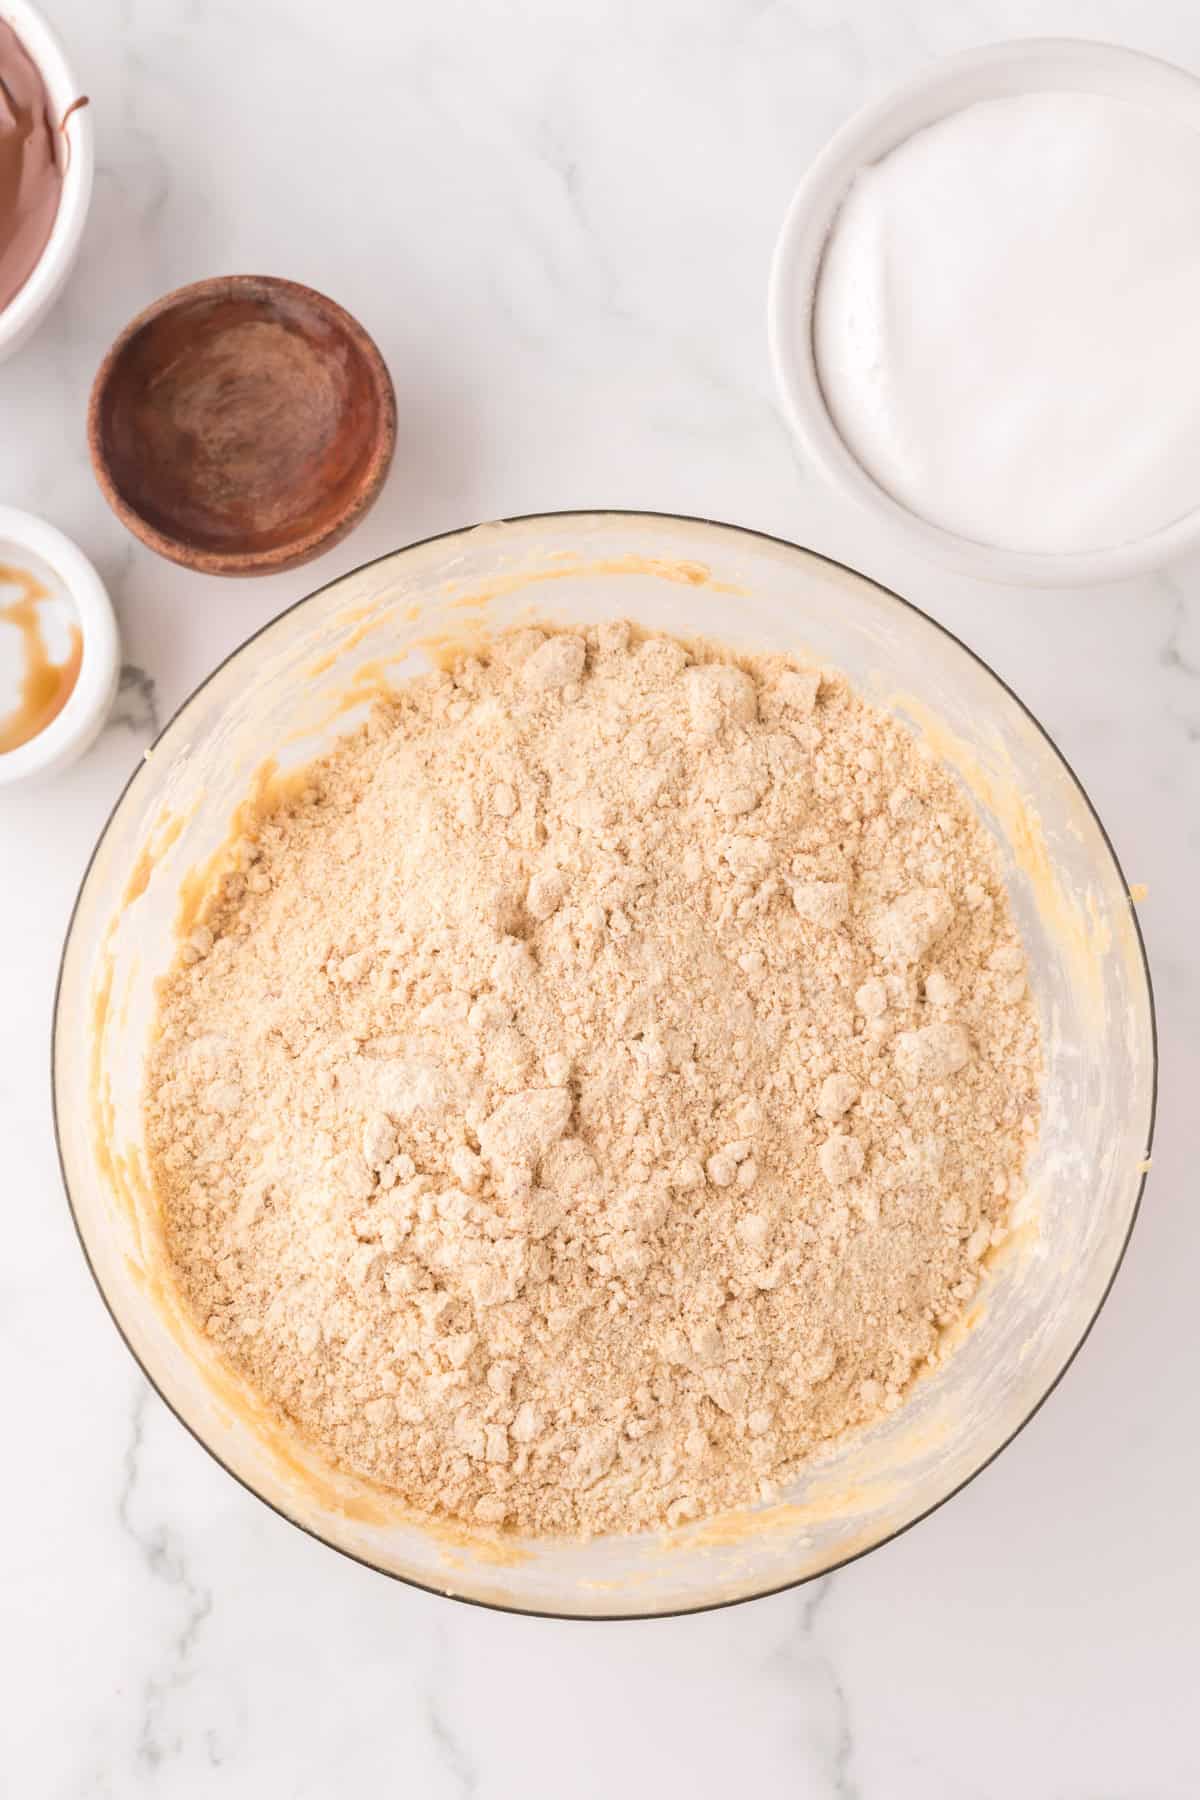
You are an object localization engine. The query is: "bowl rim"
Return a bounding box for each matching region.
[0,0,94,359]
[51,509,1159,1619]
[768,36,1200,586]
[86,273,398,576]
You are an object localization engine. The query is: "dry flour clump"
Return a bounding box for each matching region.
[146,622,1040,1536]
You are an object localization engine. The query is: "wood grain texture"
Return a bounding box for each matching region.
[88,275,396,576]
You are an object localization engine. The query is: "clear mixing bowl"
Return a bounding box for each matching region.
[53,512,1156,1618]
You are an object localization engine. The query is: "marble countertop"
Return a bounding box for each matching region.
[2,0,1198,1793]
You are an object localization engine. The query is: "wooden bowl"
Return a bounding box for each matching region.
[88,275,396,576]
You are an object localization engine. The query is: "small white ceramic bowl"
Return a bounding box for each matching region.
[768,38,1200,587]
[0,507,119,784]
[0,0,93,364]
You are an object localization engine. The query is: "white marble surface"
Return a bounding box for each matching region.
[2,0,1197,1792]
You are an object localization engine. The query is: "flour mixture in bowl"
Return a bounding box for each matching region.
[146,622,1040,1536]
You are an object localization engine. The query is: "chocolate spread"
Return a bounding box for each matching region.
[0,19,61,313]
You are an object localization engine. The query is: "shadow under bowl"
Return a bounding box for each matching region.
[88,275,396,577]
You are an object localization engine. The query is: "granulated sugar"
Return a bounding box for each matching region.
[146,623,1040,1535]
[814,92,1200,554]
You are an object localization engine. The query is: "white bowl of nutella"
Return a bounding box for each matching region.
[0,507,119,783]
[0,0,92,363]
[769,39,1200,586]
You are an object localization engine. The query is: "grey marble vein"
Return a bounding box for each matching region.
[421,1615,480,1800]
[115,1384,215,1773]
[106,662,161,739]
[1152,573,1200,741]
[762,1578,861,1798]
[1160,591,1200,682]
[425,1684,481,1800]
[804,1580,859,1800]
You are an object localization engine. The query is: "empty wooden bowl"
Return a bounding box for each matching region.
[88,275,396,576]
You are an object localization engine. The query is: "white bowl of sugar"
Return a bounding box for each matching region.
[769,38,1200,586]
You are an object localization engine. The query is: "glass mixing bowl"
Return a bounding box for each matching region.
[53,512,1156,1618]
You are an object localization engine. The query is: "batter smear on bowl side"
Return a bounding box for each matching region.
[145,623,1040,1535]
